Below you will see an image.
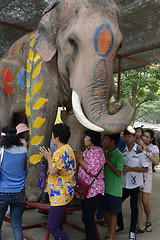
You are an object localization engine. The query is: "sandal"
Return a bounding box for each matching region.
[136,226,144,233]
[101,236,110,240]
[145,222,152,232]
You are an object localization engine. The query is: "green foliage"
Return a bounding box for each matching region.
[114,65,160,121]
[136,101,160,124]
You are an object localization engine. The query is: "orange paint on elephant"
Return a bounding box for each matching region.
[98,27,112,55]
[94,86,105,98]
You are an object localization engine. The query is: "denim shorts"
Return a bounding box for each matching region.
[101,193,122,213]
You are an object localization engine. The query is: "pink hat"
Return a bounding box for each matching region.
[16,123,29,134]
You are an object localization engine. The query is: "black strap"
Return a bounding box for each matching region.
[89,167,103,186]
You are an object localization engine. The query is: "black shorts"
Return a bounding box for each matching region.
[101,193,122,213]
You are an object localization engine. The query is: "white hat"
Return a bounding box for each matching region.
[126,125,136,134]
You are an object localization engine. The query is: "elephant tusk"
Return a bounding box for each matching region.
[72,90,104,132]
[109,96,115,103]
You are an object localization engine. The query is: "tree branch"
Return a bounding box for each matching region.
[136,98,152,109]
[135,113,146,120]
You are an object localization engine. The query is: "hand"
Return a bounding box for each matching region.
[39,146,52,161]
[141,143,147,152]
[123,165,130,173]
[74,150,83,164]
[102,147,109,161]
[146,147,151,153]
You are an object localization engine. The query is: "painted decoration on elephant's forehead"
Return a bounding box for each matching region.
[17,69,27,89]
[1,67,14,97]
[94,24,114,57]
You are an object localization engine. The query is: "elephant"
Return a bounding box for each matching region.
[0,0,134,202]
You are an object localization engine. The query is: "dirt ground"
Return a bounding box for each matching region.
[2,167,160,240]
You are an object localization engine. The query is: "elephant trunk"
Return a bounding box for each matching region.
[72,90,134,133]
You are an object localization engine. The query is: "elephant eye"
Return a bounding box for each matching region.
[68,38,78,51]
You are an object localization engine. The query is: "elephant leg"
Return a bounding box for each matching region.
[25,105,58,202]
[65,109,86,152]
[25,162,42,202]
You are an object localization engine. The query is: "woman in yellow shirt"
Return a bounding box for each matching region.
[39,123,76,240]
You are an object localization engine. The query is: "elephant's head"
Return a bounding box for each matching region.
[35,0,134,134]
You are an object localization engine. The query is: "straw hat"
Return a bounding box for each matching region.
[126,125,135,135]
[16,123,29,134]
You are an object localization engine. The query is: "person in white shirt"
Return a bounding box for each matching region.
[116,126,149,240]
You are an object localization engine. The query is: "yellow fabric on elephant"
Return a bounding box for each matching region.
[47,144,76,206]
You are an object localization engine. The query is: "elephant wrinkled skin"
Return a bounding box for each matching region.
[0,0,134,202]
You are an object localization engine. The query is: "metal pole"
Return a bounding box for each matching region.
[117,56,122,100]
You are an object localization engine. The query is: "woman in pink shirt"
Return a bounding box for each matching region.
[137,129,159,233]
[75,129,105,240]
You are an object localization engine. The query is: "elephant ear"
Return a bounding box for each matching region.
[34,2,58,62]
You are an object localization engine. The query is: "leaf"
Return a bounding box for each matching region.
[32,80,44,95]
[30,38,34,47]
[29,154,42,164]
[30,135,44,145]
[34,53,40,63]
[33,117,46,128]
[33,98,48,109]
[26,105,31,116]
[27,79,30,88]
[26,93,30,103]
[27,60,31,73]
[29,48,34,62]
[32,62,42,79]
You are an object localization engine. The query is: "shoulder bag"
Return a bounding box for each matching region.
[75,167,102,199]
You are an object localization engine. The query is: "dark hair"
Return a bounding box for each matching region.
[52,123,71,144]
[144,128,156,145]
[105,133,120,145]
[123,129,135,136]
[84,129,101,147]
[1,126,21,148]
[134,127,144,134]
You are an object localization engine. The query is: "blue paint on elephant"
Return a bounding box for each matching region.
[94,24,114,57]
[91,102,103,122]
[102,122,127,130]
[17,69,27,89]
[93,59,108,84]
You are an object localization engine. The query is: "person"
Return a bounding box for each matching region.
[135,127,144,149]
[74,129,106,240]
[96,204,107,227]
[39,123,76,240]
[16,123,29,149]
[39,139,58,205]
[95,135,107,227]
[116,126,149,240]
[0,126,27,240]
[116,135,126,152]
[137,129,159,233]
[101,133,124,240]
[96,133,126,229]
[5,123,29,218]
